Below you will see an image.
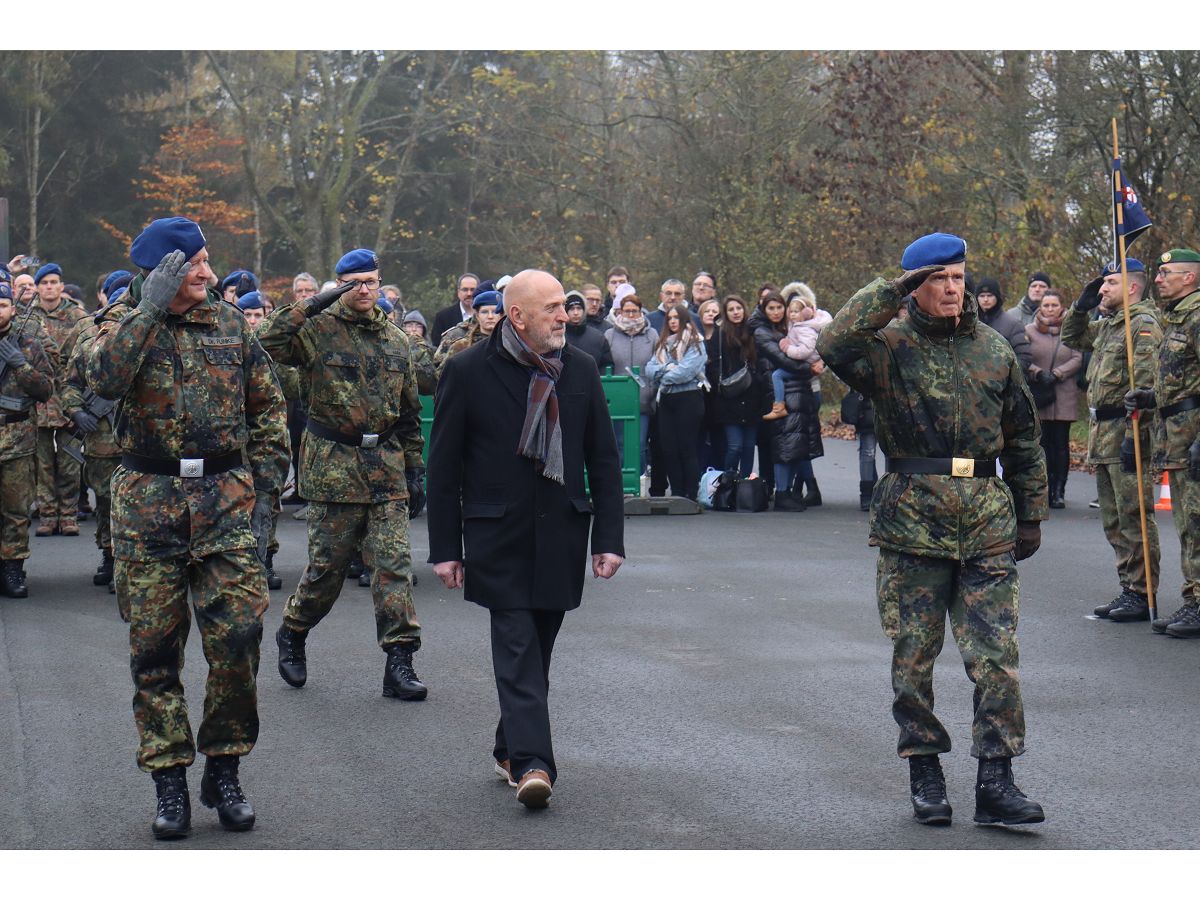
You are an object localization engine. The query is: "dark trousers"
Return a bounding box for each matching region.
[491,608,565,782]
[1040,419,1071,484]
[648,414,668,496]
[656,390,705,500]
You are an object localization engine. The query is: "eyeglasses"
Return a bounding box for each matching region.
[621,308,643,317]
[337,278,381,291]
[1158,269,1184,278]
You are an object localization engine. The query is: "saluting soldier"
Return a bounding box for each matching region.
[1061,259,1161,622]
[1125,248,1200,638]
[0,281,56,597]
[87,217,289,840]
[259,249,428,700]
[818,232,1048,828]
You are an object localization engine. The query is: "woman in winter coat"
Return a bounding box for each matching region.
[697,298,725,471]
[751,290,823,511]
[712,294,760,477]
[604,286,659,474]
[646,306,708,501]
[1024,288,1083,509]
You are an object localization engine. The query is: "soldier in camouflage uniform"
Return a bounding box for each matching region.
[60,276,133,593]
[1061,259,1161,623]
[87,217,289,840]
[0,283,55,597]
[259,248,428,700]
[1125,247,1200,638]
[31,263,87,536]
[818,232,1048,827]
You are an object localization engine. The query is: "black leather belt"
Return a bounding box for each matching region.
[1159,395,1200,419]
[307,419,400,448]
[1092,405,1126,422]
[887,457,998,478]
[121,451,243,478]
[0,410,30,425]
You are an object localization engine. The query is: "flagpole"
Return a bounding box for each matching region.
[1111,117,1157,624]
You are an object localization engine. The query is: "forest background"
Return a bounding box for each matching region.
[1,50,1196,311]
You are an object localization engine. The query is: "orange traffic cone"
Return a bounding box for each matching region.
[1155,472,1172,512]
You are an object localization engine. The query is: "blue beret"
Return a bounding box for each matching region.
[1102,258,1145,276]
[0,282,11,301]
[108,286,129,304]
[900,233,967,271]
[102,270,132,296]
[236,290,264,311]
[335,248,379,276]
[473,289,500,310]
[130,216,206,270]
[377,295,395,314]
[1,266,11,284]
[105,273,133,299]
[34,263,63,284]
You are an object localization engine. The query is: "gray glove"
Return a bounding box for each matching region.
[141,250,192,313]
[303,280,357,317]
[251,495,273,565]
[1124,388,1156,415]
[71,409,99,434]
[890,265,945,296]
[0,337,28,368]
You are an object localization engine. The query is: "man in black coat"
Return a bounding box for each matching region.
[430,273,479,348]
[564,290,614,374]
[427,268,625,810]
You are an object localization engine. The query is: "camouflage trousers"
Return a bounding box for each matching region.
[282,500,420,649]
[117,549,268,772]
[1167,468,1200,604]
[0,453,34,560]
[269,493,281,555]
[84,455,119,553]
[35,427,81,520]
[876,549,1024,759]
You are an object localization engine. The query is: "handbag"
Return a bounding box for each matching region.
[711,470,739,511]
[734,477,769,512]
[1029,337,1060,409]
[698,467,723,509]
[718,332,753,396]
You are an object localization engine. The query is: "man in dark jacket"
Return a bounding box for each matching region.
[1015,271,1051,327]
[564,290,613,373]
[427,269,625,810]
[974,277,1033,375]
[430,273,479,348]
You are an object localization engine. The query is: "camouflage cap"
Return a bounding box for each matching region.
[1159,249,1200,264]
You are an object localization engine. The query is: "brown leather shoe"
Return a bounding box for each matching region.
[35,519,56,537]
[494,759,517,788]
[59,519,80,536]
[516,769,552,808]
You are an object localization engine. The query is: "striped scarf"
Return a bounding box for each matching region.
[500,317,565,485]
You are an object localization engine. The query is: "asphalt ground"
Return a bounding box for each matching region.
[1,436,1197,850]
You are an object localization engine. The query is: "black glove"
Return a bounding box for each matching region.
[141,249,191,313]
[250,495,273,565]
[71,409,99,434]
[0,336,28,368]
[1124,388,1156,415]
[1036,370,1055,385]
[303,280,357,317]
[1014,520,1041,561]
[1120,435,1137,473]
[1190,438,1200,482]
[889,265,945,296]
[1074,275,1104,312]
[405,466,426,518]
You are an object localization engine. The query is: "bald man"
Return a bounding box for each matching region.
[427,269,625,809]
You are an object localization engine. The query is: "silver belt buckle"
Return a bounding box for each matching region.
[360,433,380,448]
[180,458,205,477]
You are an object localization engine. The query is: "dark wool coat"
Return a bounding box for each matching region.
[425,325,625,611]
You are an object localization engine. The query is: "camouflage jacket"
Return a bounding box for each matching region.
[1152,288,1200,467]
[85,276,289,499]
[61,315,122,458]
[0,323,55,463]
[33,297,87,428]
[253,318,302,401]
[1061,298,1160,464]
[258,299,423,503]
[818,279,1048,560]
[433,320,485,376]
[410,337,437,395]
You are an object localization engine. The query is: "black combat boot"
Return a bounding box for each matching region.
[859,480,875,512]
[974,757,1044,826]
[358,566,372,587]
[773,489,805,512]
[802,477,822,507]
[151,765,191,840]
[94,550,114,587]
[1048,476,1065,509]
[1107,589,1150,623]
[909,755,952,825]
[264,552,282,590]
[383,644,428,700]
[1,560,28,599]
[276,624,308,687]
[1153,601,1194,634]
[200,755,255,831]
[347,552,364,580]
[1093,590,1126,618]
[1165,604,1200,638]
